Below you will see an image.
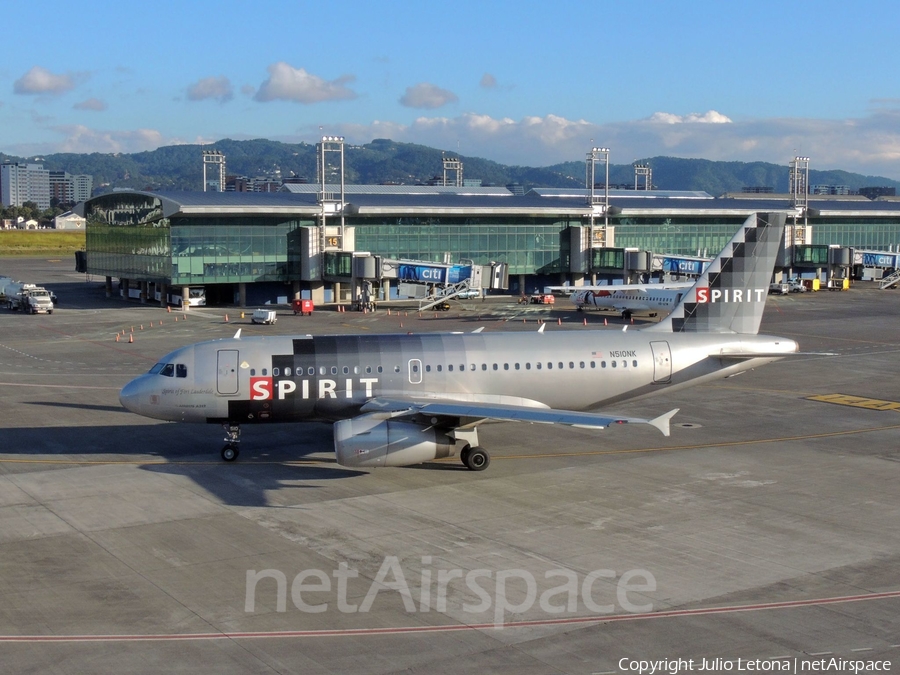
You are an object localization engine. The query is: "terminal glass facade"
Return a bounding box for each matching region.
[85,193,171,280]
[168,217,312,284]
[85,193,314,283]
[609,217,748,257]
[350,216,580,275]
[809,218,900,250]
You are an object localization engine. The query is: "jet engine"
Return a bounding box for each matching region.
[334,416,455,468]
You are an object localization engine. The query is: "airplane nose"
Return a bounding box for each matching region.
[119,377,144,413]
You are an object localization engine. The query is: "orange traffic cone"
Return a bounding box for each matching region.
[224,314,229,322]
[583,318,587,326]
[115,334,119,342]
[557,318,561,325]
[128,334,134,343]
[167,306,171,313]
[604,318,608,326]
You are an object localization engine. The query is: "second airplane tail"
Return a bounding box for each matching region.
[646,212,786,335]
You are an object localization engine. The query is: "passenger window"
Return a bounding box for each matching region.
[590,361,596,369]
[515,363,520,370]
[449,365,454,372]
[536,363,542,370]
[273,368,280,376]
[437,365,443,372]
[546,363,551,369]
[394,366,400,373]
[460,364,464,371]
[569,362,574,369]
[579,362,585,368]
[319,366,326,375]
[612,361,617,368]
[160,364,175,377]
[353,366,359,374]
[526,363,531,370]
[377,366,383,373]
[559,362,564,369]
[331,367,337,375]
[425,365,431,372]
[471,364,476,371]
[365,366,372,374]
[342,366,349,374]
[493,364,499,371]
[602,361,607,368]
[622,361,627,368]
[503,363,509,370]
[633,360,638,367]
[308,367,314,376]
[176,364,188,378]
[250,369,256,376]
[481,364,487,371]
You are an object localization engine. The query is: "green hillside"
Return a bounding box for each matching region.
[2,139,898,195]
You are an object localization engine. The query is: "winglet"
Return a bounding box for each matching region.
[538,323,546,333]
[648,408,678,437]
[471,327,485,333]
[233,329,242,340]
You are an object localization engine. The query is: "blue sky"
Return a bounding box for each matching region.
[2,0,898,177]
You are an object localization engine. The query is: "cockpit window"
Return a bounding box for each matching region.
[149,363,165,374]
[176,364,188,378]
[160,364,175,377]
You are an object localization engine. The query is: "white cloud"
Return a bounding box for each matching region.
[308,108,900,178]
[14,66,84,95]
[51,125,176,154]
[73,98,107,112]
[187,76,233,103]
[254,62,356,103]
[480,73,497,89]
[648,110,733,124]
[399,83,458,109]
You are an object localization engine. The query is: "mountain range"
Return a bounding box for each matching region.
[2,138,898,195]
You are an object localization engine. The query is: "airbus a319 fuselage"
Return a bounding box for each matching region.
[119,213,798,472]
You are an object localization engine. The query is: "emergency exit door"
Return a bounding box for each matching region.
[650,341,672,384]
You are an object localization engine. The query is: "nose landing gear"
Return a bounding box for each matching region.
[222,423,241,462]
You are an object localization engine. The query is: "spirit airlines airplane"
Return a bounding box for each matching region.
[119,213,797,472]
[565,282,694,319]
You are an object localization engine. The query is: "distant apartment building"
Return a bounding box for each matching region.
[1,162,51,209]
[812,185,851,196]
[859,186,897,199]
[49,171,94,206]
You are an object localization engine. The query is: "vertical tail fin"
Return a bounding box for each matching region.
[646,212,785,335]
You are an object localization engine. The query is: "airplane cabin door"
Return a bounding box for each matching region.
[650,341,672,384]
[408,359,423,385]
[217,349,240,395]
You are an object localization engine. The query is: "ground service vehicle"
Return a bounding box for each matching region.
[5,282,54,314]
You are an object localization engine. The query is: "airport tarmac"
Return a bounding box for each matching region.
[0,257,899,674]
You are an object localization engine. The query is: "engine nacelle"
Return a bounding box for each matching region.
[334,416,455,468]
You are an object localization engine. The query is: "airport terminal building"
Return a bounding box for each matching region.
[78,185,900,306]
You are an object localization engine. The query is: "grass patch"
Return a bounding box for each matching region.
[0,231,85,256]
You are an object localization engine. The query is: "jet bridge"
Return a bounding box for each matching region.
[376,258,508,309]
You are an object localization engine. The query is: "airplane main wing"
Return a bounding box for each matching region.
[360,397,677,436]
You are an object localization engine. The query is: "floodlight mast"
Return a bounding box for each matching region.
[789,156,811,248]
[586,146,610,254]
[317,136,346,253]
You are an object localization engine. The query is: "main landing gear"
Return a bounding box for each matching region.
[222,423,241,462]
[459,445,491,472]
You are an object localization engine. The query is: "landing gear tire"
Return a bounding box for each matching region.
[622,310,632,320]
[221,444,239,462]
[464,446,490,472]
[459,444,471,467]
